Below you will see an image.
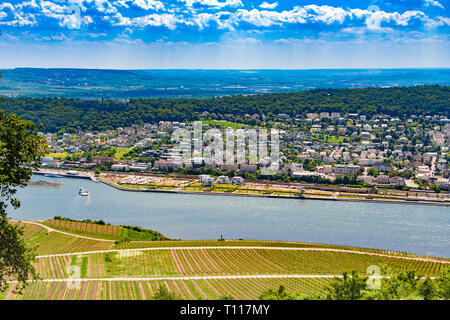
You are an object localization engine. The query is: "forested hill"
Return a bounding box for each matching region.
[1,85,449,133]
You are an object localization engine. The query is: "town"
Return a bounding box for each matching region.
[37,111,450,201]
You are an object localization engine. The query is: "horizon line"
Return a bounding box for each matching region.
[1,67,450,71]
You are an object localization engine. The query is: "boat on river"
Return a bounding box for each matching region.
[78,187,89,196]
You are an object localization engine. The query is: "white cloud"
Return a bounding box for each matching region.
[424,0,444,9]
[16,0,39,10]
[179,0,243,9]
[259,2,277,10]
[114,0,165,11]
[112,12,181,29]
[350,8,429,30]
[2,1,448,35]
[94,0,118,14]
[305,5,348,24]
[0,2,16,11]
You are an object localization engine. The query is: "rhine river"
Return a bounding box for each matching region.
[8,176,450,258]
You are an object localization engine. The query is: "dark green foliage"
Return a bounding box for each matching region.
[326,270,368,300]
[259,267,450,300]
[51,216,169,242]
[53,216,108,226]
[0,99,49,293]
[218,295,235,300]
[1,86,448,133]
[152,284,178,300]
[119,225,168,241]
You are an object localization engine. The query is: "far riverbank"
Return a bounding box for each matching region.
[33,169,450,207]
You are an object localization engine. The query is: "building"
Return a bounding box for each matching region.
[220,164,239,172]
[357,175,375,185]
[217,176,230,184]
[240,164,257,173]
[375,175,390,185]
[111,164,129,171]
[130,163,149,171]
[373,162,393,172]
[92,156,115,166]
[41,156,54,163]
[153,160,182,169]
[390,176,406,187]
[232,176,244,185]
[199,174,215,187]
[437,179,450,190]
[333,164,359,175]
[316,165,333,174]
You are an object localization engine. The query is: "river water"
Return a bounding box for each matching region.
[7,176,450,258]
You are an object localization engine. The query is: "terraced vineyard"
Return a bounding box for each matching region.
[2,278,332,300]
[31,248,448,279]
[42,219,168,241]
[2,220,449,300]
[44,219,121,240]
[11,221,114,255]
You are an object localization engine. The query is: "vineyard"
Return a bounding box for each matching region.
[10,221,114,255]
[2,221,449,300]
[43,219,121,240]
[42,219,169,242]
[29,248,448,281]
[111,239,435,259]
[1,277,332,300]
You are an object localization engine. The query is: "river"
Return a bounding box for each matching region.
[7,176,450,258]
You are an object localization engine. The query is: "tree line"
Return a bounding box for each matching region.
[0,85,448,133]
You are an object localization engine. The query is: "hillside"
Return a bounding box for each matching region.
[0,85,449,133]
[2,220,448,300]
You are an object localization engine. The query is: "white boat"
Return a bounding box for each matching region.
[78,187,89,196]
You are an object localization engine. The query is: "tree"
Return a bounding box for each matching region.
[368,167,379,177]
[436,267,450,299]
[152,284,178,300]
[419,277,436,300]
[326,271,369,300]
[259,285,326,300]
[0,97,49,293]
[260,285,292,300]
[376,270,423,300]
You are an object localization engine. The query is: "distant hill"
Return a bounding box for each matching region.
[0,85,448,132]
[0,68,449,99]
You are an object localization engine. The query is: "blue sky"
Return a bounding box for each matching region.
[0,0,449,68]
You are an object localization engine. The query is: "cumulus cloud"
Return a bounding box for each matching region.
[179,0,243,9]
[115,0,165,11]
[424,0,444,9]
[0,0,448,43]
[259,2,277,10]
[112,12,181,29]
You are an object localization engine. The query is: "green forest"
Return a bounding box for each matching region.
[1,85,448,132]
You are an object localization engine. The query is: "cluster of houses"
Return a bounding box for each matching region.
[40,112,450,191]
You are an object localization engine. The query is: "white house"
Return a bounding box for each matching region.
[217,176,230,184]
[232,176,244,185]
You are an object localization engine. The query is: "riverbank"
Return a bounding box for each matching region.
[34,169,450,207]
[16,174,450,257]
[99,177,450,207]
